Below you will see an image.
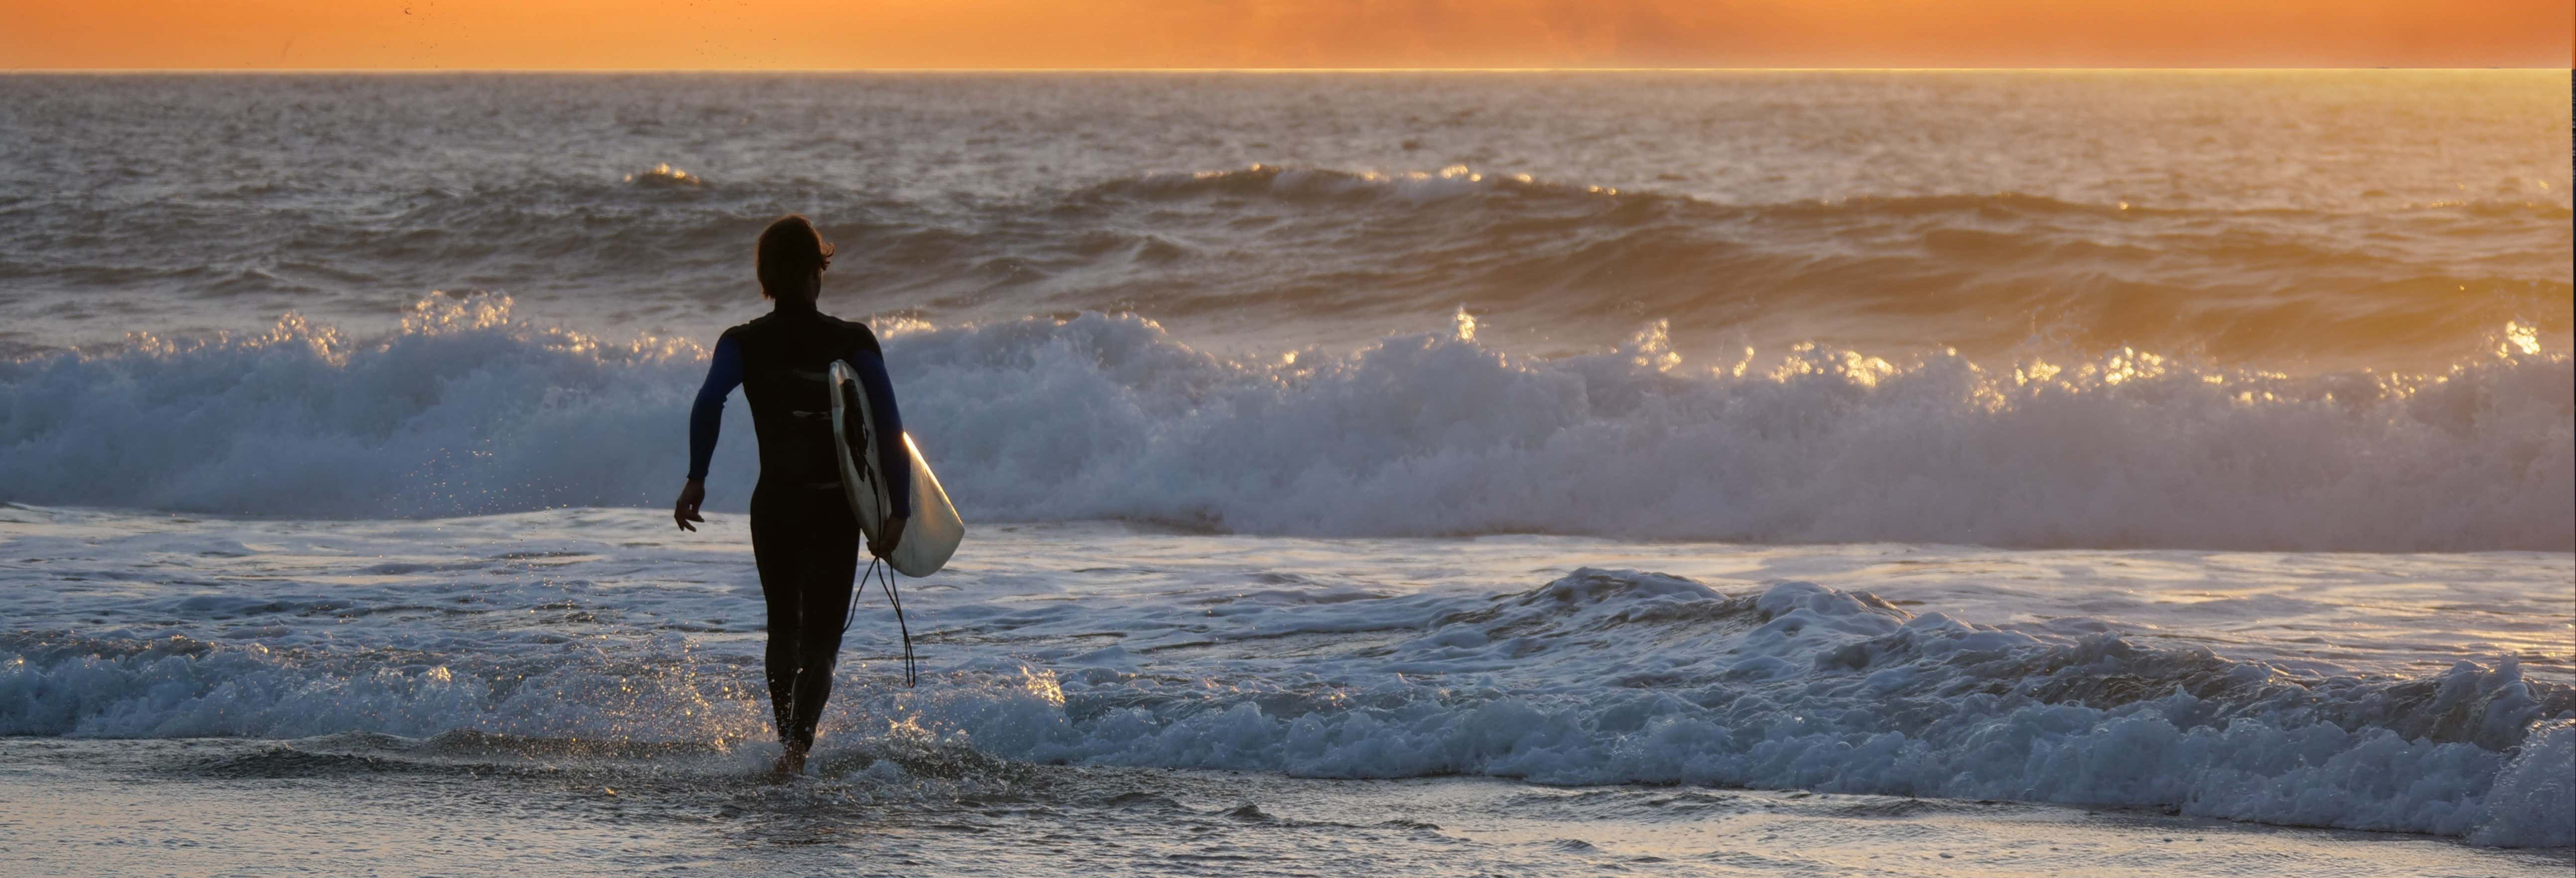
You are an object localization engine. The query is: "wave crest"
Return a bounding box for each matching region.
[1,297,2568,549]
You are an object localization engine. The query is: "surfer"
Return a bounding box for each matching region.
[673,215,911,781]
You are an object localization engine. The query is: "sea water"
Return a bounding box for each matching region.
[0,71,2570,876]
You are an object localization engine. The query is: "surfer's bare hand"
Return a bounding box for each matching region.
[869,515,907,558]
[673,479,707,532]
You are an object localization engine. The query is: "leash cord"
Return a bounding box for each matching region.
[846,554,918,687]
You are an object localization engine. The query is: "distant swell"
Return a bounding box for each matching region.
[5,162,2567,374]
[1,296,2568,551]
[1049,165,2574,372]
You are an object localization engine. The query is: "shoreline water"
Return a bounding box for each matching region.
[6,737,2570,878]
[3,507,2568,856]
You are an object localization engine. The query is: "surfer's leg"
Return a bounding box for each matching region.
[748,498,806,749]
[783,499,862,751]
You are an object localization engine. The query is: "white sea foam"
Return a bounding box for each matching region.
[3,296,2566,550]
[2472,720,2576,847]
[4,564,2566,846]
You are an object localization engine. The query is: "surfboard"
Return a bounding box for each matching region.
[828,361,964,577]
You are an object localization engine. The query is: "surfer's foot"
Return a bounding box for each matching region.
[764,743,809,783]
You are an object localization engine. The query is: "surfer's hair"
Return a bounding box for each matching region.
[755,215,834,299]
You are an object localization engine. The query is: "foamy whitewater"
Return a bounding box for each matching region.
[0,71,2570,876]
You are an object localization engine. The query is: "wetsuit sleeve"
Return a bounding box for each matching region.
[846,346,913,518]
[685,335,743,481]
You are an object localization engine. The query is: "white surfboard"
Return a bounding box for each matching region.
[828,361,964,577]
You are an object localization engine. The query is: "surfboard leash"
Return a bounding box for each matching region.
[847,556,919,687]
[879,560,918,688]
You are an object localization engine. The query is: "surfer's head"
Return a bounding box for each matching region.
[755,215,834,301]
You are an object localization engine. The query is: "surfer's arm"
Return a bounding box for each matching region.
[685,335,744,482]
[846,347,913,518]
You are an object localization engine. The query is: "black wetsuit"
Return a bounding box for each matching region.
[687,299,910,753]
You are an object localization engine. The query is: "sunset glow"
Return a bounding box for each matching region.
[5,0,2568,70]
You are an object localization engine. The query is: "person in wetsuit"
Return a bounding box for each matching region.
[672,215,911,780]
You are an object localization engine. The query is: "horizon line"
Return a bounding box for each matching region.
[3,65,2566,74]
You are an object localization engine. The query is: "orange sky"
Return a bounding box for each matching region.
[4,0,2568,69]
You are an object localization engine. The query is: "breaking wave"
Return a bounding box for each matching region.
[5,572,2568,845]
[1,295,2567,550]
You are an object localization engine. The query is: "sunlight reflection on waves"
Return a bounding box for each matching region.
[1,294,2567,551]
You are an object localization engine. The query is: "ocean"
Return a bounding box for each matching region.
[0,71,2570,876]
